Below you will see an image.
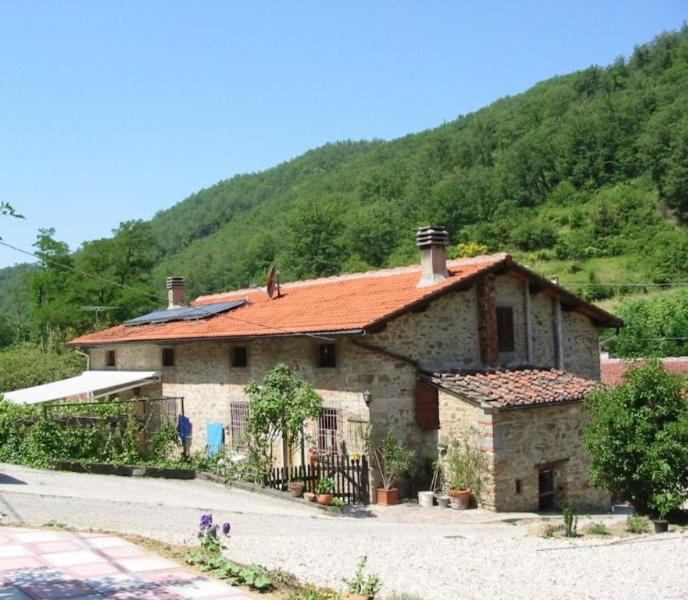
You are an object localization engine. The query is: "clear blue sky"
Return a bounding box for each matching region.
[0,1,685,268]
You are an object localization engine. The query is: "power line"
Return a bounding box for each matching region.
[562,282,688,287]
[0,238,335,341]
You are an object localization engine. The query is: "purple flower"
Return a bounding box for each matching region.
[222,522,231,535]
[199,514,213,530]
[209,524,219,537]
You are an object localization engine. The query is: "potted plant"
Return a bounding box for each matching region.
[650,490,682,533]
[445,436,487,510]
[316,477,335,505]
[363,426,414,506]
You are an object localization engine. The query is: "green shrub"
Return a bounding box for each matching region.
[587,522,611,536]
[0,397,180,468]
[627,515,651,534]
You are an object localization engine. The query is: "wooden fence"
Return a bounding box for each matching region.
[265,454,370,505]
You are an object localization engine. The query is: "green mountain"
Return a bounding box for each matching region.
[144,27,688,300]
[3,27,688,338]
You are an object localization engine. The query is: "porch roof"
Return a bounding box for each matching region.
[1,370,160,405]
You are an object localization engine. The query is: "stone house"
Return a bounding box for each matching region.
[69,227,622,511]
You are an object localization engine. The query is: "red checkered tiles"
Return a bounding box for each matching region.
[0,527,257,599]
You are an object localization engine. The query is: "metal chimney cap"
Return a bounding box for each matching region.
[166,276,185,289]
[416,226,449,248]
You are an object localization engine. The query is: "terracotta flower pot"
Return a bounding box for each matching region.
[288,482,305,497]
[303,492,317,503]
[317,493,334,506]
[377,487,399,506]
[448,488,471,510]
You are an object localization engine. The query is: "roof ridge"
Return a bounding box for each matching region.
[194,253,509,304]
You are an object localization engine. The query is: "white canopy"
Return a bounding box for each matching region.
[2,370,160,405]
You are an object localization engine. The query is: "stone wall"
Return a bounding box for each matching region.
[89,344,161,371]
[370,287,480,370]
[436,390,496,509]
[490,402,609,511]
[562,311,601,380]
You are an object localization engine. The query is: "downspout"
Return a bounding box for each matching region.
[553,296,564,370]
[524,282,533,364]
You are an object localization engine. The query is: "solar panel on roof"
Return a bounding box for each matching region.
[124,300,247,327]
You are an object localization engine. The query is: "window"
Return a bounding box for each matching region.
[415,380,439,430]
[162,348,175,367]
[515,479,522,495]
[105,350,116,367]
[231,346,248,368]
[318,343,337,368]
[229,401,249,448]
[496,306,515,352]
[317,408,339,454]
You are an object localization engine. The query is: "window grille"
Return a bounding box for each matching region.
[317,407,339,455]
[229,401,249,448]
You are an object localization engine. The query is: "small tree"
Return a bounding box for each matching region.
[244,363,323,477]
[445,434,487,497]
[584,360,688,516]
[363,425,414,490]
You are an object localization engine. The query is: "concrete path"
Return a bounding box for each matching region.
[0,525,254,599]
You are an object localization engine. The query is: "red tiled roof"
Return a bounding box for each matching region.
[423,367,598,408]
[69,252,621,347]
[601,357,688,386]
[70,254,509,346]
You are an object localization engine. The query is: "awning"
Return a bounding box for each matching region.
[1,371,161,405]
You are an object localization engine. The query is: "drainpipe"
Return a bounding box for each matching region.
[524,282,533,364]
[552,299,564,370]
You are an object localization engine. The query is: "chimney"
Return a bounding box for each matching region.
[416,226,449,287]
[166,276,186,309]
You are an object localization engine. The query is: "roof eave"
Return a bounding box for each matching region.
[68,328,367,348]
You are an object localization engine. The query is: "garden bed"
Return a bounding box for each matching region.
[53,460,195,480]
[197,472,345,515]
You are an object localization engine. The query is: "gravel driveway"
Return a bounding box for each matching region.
[1,463,686,600]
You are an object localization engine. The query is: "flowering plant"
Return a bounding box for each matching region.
[198,513,231,554]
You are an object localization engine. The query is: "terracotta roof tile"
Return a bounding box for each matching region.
[69,254,508,346]
[601,357,688,386]
[424,367,598,408]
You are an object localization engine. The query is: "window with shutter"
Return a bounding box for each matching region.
[416,380,439,430]
[496,306,515,352]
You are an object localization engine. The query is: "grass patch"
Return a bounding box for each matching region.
[586,522,612,536]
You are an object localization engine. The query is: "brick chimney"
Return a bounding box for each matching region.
[416,226,449,287]
[166,277,186,309]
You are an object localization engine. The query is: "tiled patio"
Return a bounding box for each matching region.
[0,527,255,599]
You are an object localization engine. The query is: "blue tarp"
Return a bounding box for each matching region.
[206,422,225,456]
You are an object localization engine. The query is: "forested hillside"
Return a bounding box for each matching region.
[1,28,687,354]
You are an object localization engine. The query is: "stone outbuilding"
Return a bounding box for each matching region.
[64,226,622,511]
